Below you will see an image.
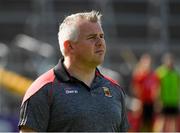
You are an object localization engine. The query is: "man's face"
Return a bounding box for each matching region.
[73,20,106,67]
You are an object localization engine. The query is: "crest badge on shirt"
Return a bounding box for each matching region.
[102,87,112,97]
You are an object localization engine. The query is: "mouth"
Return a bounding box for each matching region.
[95,50,104,54]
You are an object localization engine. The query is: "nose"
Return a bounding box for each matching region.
[95,36,104,46]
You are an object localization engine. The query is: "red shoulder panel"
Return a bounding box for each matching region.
[103,75,119,85]
[96,70,119,86]
[21,69,55,106]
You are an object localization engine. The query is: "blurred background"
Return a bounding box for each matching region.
[0,0,180,131]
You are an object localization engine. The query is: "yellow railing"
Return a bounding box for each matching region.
[0,68,33,95]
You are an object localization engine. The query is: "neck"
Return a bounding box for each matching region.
[63,58,96,87]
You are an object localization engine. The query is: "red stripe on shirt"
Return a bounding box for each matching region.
[22,69,55,106]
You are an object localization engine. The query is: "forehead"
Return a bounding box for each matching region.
[78,20,103,34]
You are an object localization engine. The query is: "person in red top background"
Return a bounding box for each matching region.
[131,53,160,131]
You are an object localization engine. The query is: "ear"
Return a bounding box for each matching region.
[64,40,74,53]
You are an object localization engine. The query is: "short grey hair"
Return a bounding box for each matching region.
[58,10,102,56]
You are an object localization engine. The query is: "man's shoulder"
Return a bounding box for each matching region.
[96,67,122,89]
[34,68,55,86]
[102,74,119,86]
[22,68,55,105]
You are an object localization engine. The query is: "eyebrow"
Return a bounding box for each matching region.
[86,34,97,39]
[86,33,104,39]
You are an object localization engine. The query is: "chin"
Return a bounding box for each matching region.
[95,59,104,66]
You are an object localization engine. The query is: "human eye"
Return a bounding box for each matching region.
[99,34,104,38]
[87,35,97,40]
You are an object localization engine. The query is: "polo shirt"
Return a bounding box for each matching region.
[156,65,180,107]
[18,59,129,132]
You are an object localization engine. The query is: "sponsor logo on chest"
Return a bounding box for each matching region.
[65,89,78,94]
[63,86,79,94]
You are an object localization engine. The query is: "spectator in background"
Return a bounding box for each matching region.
[18,11,129,132]
[131,53,160,131]
[154,53,180,132]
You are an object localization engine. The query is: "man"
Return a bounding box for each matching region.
[131,53,160,131]
[153,53,180,131]
[18,10,129,132]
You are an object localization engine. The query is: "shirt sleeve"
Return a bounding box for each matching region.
[18,85,51,131]
[119,88,130,131]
